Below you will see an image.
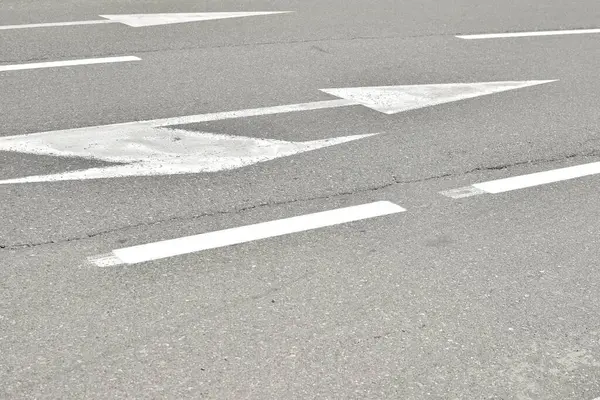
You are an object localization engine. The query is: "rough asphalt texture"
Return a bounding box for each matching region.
[1,1,600,398]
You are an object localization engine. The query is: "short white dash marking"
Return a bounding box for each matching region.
[0,56,140,72]
[88,254,123,267]
[457,28,600,39]
[474,161,600,193]
[441,161,600,198]
[440,186,486,199]
[88,201,406,266]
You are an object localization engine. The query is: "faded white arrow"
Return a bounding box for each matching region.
[0,127,377,184]
[0,12,291,31]
[0,80,556,184]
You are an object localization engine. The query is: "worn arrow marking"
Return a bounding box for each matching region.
[0,80,556,184]
[0,127,377,184]
[0,12,291,30]
[320,81,556,114]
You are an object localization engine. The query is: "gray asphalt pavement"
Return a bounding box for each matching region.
[1,1,600,399]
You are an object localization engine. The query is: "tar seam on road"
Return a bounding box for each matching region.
[87,201,406,266]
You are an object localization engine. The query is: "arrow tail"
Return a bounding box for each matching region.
[0,19,113,31]
[0,164,161,185]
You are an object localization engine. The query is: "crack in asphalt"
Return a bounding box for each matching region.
[4,23,600,65]
[0,31,448,65]
[2,148,599,251]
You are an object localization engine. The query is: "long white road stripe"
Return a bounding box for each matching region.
[0,56,141,72]
[150,99,356,126]
[457,28,600,39]
[0,19,113,30]
[88,201,406,267]
[441,161,600,198]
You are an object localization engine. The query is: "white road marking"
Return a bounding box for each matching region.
[0,12,291,31]
[99,12,291,27]
[441,161,600,198]
[124,80,554,127]
[0,80,555,184]
[150,99,355,126]
[457,28,600,40]
[321,81,555,114]
[88,201,406,266]
[0,56,140,72]
[0,20,113,30]
[0,129,378,184]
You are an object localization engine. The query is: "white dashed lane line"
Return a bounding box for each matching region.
[0,56,141,73]
[457,28,600,39]
[441,161,600,198]
[88,201,406,267]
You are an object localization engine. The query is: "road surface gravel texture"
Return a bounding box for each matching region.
[1,0,600,399]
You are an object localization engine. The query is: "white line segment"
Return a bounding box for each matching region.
[150,99,356,126]
[457,28,600,39]
[88,201,406,266]
[441,161,600,198]
[0,56,141,72]
[0,19,113,30]
[0,12,292,31]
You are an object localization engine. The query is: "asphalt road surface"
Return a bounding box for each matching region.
[1,1,600,399]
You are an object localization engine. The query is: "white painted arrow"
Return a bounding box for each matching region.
[320,81,555,114]
[0,80,555,184]
[0,12,291,31]
[0,127,377,184]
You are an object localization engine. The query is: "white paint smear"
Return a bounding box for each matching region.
[457,28,600,39]
[88,201,406,266]
[0,56,140,72]
[441,161,600,198]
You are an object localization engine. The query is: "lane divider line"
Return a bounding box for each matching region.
[441,161,600,198]
[0,56,141,72]
[88,201,406,267]
[457,28,600,40]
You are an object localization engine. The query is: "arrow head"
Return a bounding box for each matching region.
[99,12,291,27]
[0,126,379,184]
[320,80,557,114]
